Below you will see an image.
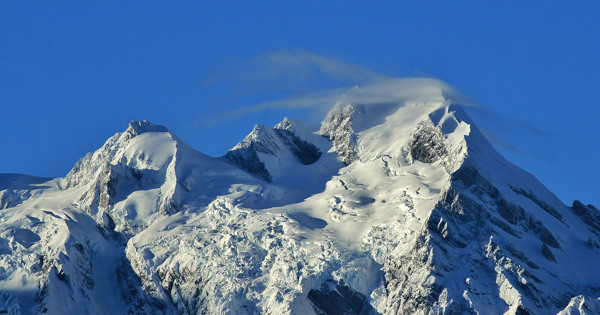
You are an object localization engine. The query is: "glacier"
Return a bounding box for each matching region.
[1,78,599,314]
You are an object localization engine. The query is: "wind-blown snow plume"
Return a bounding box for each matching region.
[199,52,561,191]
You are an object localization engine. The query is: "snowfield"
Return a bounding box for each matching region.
[1,78,599,314]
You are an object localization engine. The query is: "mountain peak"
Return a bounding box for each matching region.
[2,80,600,315]
[224,118,326,183]
[125,120,169,137]
[65,121,174,187]
[274,117,295,131]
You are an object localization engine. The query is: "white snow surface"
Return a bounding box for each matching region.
[1,78,599,315]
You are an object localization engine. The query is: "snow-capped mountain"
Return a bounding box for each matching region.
[1,78,599,315]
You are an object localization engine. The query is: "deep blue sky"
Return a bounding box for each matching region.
[1,1,598,206]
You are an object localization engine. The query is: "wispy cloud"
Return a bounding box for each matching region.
[228,87,349,114]
[214,77,481,122]
[255,51,388,85]
[195,51,391,127]
[199,51,388,92]
[195,51,554,167]
[196,50,482,125]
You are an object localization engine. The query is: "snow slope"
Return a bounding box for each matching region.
[1,78,599,314]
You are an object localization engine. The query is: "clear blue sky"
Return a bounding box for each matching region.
[1,1,598,207]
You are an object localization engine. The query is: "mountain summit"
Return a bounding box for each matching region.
[1,79,599,315]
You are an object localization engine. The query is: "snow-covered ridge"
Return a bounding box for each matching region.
[0,174,52,210]
[224,118,324,183]
[1,78,599,314]
[59,120,262,234]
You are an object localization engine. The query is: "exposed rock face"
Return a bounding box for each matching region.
[0,291,20,315]
[274,128,321,165]
[410,120,448,164]
[572,200,600,235]
[558,295,600,314]
[320,104,358,165]
[225,141,272,182]
[377,155,588,314]
[308,279,376,314]
[115,256,173,314]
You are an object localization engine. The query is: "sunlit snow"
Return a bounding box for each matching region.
[1,79,599,314]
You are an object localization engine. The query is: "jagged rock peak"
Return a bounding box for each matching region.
[320,103,357,165]
[275,116,293,129]
[274,116,301,132]
[225,118,322,182]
